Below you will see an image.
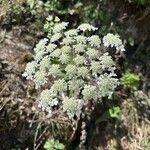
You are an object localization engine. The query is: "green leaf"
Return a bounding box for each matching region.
[108,106,120,118]
[128,37,134,46]
[55,143,65,150]
[96,106,121,124]
[121,71,140,90]
[44,139,64,150]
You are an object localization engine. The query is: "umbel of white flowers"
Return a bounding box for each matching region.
[23,16,125,120]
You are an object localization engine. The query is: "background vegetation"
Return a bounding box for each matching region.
[0,0,149,149]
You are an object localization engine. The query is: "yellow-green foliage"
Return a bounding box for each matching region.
[44,139,65,150]
[121,71,140,90]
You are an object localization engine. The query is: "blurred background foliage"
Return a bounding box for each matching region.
[0,0,149,39]
[0,0,135,32]
[1,0,149,52]
[127,0,150,5]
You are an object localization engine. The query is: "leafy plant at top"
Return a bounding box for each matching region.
[27,0,61,15]
[121,71,140,90]
[44,139,65,150]
[23,16,125,120]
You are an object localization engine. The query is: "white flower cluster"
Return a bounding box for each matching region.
[48,64,62,77]
[82,85,97,100]
[38,89,58,113]
[103,33,125,51]
[23,61,37,80]
[88,35,101,47]
[69,79,84,97]
[75,35,87,44]
[51,79,67,93]
[77,23,98,32]
[62,97,83,119]
[34,70,47,89]
[23,16,125,119]
[53,22,68,33]
[98,74,119,99]
[64,29,79,37]
[99,52,115,72]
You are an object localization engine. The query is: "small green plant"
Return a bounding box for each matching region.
[44,139,65,150]
[121,71,140,90]
[96,106,121,124]
[23,16,125,120]
[128,36,135,46]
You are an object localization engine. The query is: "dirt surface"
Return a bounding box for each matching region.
[0,29,37,149]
